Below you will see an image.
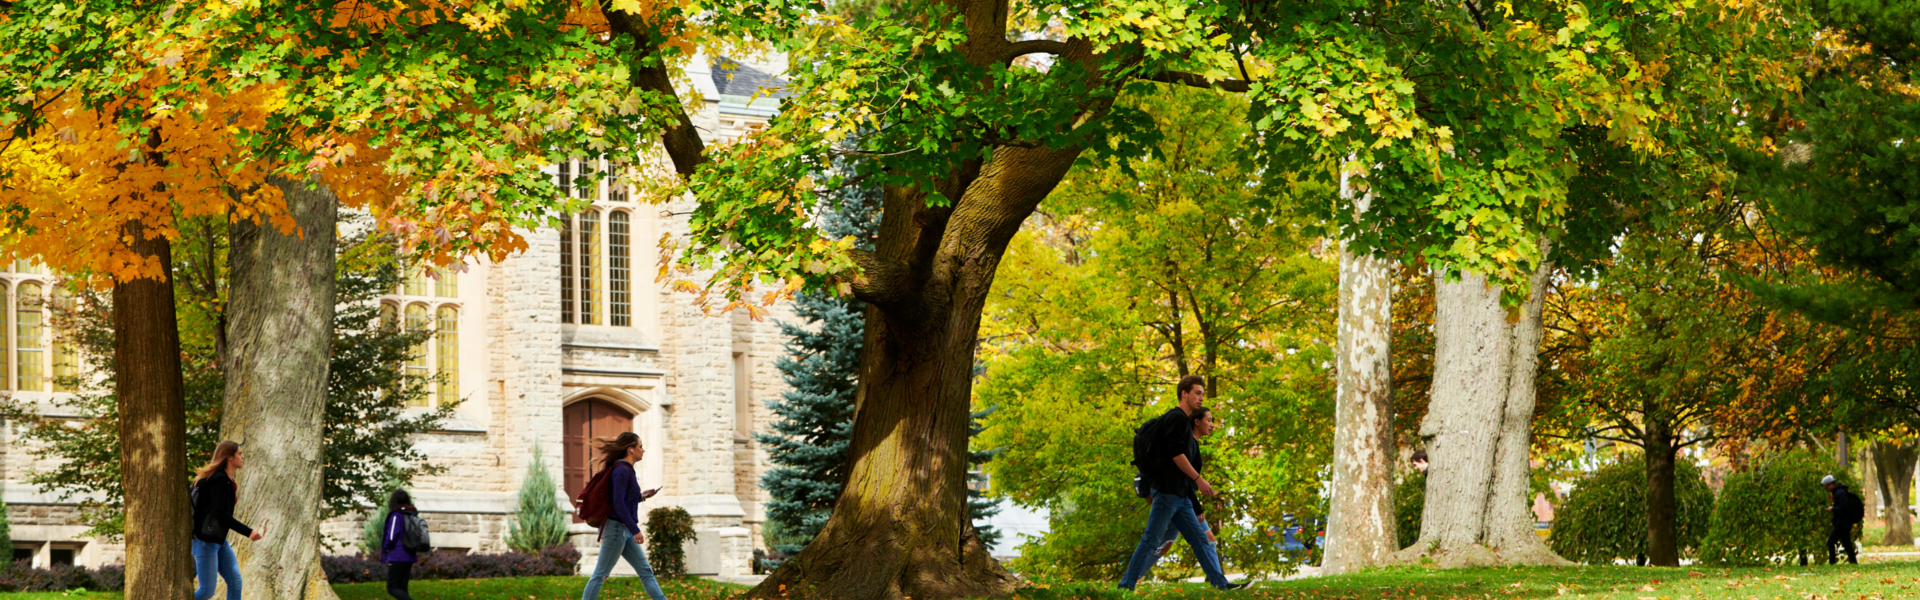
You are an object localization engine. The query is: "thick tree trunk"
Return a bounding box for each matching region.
[1392,261,1568,568]
[220,178,339,600]
[1643,418,1679,567]
[1864,454,1881,529]
[749,145,1084,600]
[1324,179,1397,575]
[1873,441,1918,546]
[116,219,195,600]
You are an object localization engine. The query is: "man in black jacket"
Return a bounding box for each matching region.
[1117,375,1244,591]
[1823,474,1863,565]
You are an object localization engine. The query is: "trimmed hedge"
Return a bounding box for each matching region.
[322,544,580,584]
[1700,450,1859,566]
[646,506,697,578]
[1548,458,1714,564]
[0,562,124,592]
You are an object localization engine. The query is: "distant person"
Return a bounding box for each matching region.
[1411,449,1429,473]
[1823,474,1864,565]
[1154,406,1221,564]
[190,441,263,600]
[381,490,420,600]
[582,432,667,600]
[1118,375,1245,591]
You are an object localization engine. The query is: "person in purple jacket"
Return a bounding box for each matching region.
[380,489,420,600]
[582,432,665,600]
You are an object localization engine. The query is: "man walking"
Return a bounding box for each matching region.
[1823,474,1863,565]
[1118,375,1244,591]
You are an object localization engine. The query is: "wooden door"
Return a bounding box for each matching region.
[563,399,634,521]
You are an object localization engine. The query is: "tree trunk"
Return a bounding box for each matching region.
[1873,441,1918,546]
[1392,260,1568,568]
[220,177,339,600]
[1643,417,1679,567]
[749,144,1085,600]
[116,218,195,600]
[1864,453,1881,529]
[1324,177,1397,575]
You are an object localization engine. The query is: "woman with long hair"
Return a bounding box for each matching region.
[581,431,665,600]
[190,440,263,600]
[380,489,420,600]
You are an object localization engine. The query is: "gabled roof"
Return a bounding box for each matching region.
[708,56,790,100]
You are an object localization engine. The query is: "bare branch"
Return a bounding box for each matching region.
[1001,39,1070,63]
[1141,71,1251,93]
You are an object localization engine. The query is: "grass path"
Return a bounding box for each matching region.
[10,562,1920,599]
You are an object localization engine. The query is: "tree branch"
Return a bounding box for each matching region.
[1001,39,1069,63]
[1141,71,1251,93]
[603,9,705,177]
[848,248,914,306]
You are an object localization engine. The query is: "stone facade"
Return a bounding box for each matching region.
[0,54,797,579]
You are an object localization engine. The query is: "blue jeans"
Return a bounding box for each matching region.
[191,539,241,600]
[1119,492,1230,590]
[582,520,667,600]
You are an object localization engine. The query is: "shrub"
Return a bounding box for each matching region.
[0,562,123,592]
[360,507,387,557]
[1395,472,1425,549]
[321,544,581,584]
[1700,450,1859,566]
[505,443,570,552]
[1548,458,1714,564]
[646,506,697,578]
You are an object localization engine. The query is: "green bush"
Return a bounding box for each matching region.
[1003,484,1149,581]
[646,506,697,578]
[1548,458,1714,564]
[1395,472,1424,550]
[359,508,385,557]
[505,444,570,553]
[1699,450,1859,566]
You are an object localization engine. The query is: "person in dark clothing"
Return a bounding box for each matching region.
[381,490,420,600]
[190,440,263,600]
[1155,407,1222,569]
[1118,376,1244,591]
[1824,474,1864,565]
[581,432,666,600]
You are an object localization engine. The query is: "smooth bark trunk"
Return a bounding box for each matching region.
[1392,261,1568,567]
[1325,178,1397,575]
[1873,441,1918,546]
[220,177,339,600]
[1643,418,1679,567]
[115,218,195,600]
[750,145,1084,600]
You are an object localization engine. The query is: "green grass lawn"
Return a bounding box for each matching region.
[13,563,1920,599]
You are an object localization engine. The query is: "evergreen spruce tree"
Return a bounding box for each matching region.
[360,505,385,557]
[504,442,570,552]
[967,407,1003,549]
[756,153,880,558]
[0,496,12,560]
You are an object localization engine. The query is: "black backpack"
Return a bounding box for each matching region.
[1130,414,1169,499]
[401,511,433,553]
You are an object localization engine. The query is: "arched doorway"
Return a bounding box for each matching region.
[563,398,634,521]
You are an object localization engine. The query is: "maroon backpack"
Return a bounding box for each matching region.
[574,462,621,529]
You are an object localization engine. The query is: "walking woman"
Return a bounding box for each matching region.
[380,490,420,600]
[582,432,666,600]
[190,441,262,600]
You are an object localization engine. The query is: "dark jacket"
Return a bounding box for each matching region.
[382,507,418,563]
[1832,484,1865,525]
[1182,437,1206,518]
[607,460,645,536]
[191,471,253,543]
[1143,407,1195,496]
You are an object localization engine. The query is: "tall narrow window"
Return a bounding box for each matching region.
[380,303,398,330]
[12,259,45,275]
[579,210,602,325]
[610,211,631,327]
[50,288,76,392]
[587,159,603,201]
[560,218,575,324]
[404,266,430,296]
[608,161,629,203]
[1,282,9,391]
[435,267,457,298]
[17,283,43,391]
[558,160,573,198]
[436,306,459,406]
[733,352,752,437]
[405,303,430,407]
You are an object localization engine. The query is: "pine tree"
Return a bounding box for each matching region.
[504,443,570,552]
[0,496,12,559]
[359,506,385,557]
[755,153,879,558]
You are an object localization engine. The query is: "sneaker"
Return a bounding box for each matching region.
[1220,582,1251,590]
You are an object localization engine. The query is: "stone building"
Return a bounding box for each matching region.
[0,55,798,580]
